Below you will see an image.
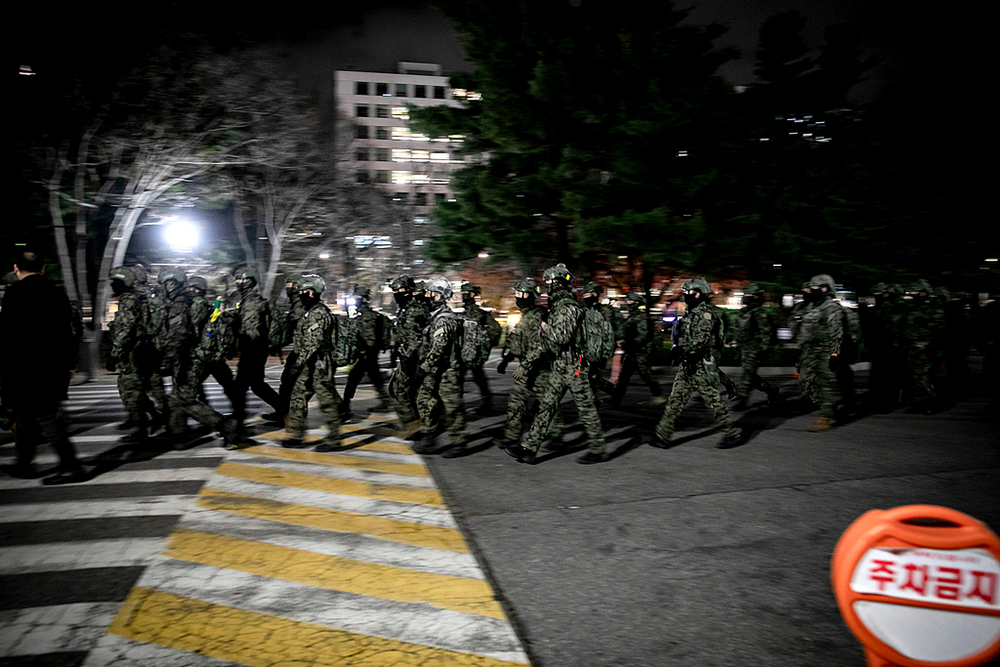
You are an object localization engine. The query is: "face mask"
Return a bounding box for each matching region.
[163,281,182,300]
[238,279,255,296]
[463,295,476,306]
[300,292,319,308]
[516,297,533,310]
[111,279,129,296]
[394,292,412,307]
[583,296,598,308]
[684,293,700,307]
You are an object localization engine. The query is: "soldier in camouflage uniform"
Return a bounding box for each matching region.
[187,275,235,405]
[342,285,390,421]
[413,279,467,458]
[388,275,429,437]
[731,283,779,410]
[495,277,565,448]
[504,264,609,465]
[649,278,742,449]
[283,275,343,451]
[581,281,625,403]
[901,279,942,413]
[107,267,154,445]
[230,266,282,431]
[611,291,663,407]
[155,269,239,448]
[790,274,844,431]
[860,282,905,412]
[459,282,502,414]
[129,264,169,432]
[263,275,306,423]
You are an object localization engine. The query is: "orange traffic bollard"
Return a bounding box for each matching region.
[831,505,1000,667]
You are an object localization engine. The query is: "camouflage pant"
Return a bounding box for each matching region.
[117,362,147,423]
[134,346,169,425]
[389,357,419,423]
[655,362,738,441]
[169,358,225,433]
[615,352,661,399]
[503,368,564,441]
[416,367,466,446]
[904,342,936,404]
[737,347,772,398]
[460,365,493,402]
[799,343,835,418]
[286,364,342,441]
[523,358,605,454]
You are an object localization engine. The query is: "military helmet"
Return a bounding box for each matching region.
[157,267,187,286]
[299,274,326,295]
[934,286,950,301]
[187,275,208,292]
[285,274,304,289]
[353,284,372,301]
[886,283,903,295]
[460,281,481,296]
[871,282,889,294]
[234,266,260,284]
[808,274,836,293]
[625,291,646,305]
[413,280,427,293]
[682,277,713,296]
[390,274,416,291]
[513,277,541,297]
[581,281,604,296]
[743,283,762,296]
[129,265,148,285]
[109,266,137,288]
[908,279,932,294]
[542,263,574,287]
[426,278,453,300]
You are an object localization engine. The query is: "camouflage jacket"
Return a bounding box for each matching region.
[734,305,773,351]
[502,303,547,373]
[393,300,430,362]
[293,302,335,368]
[142,288,167,351]
[420,304,461,373]
[622,306,652,355]
[598,303,626,342]
[235,291,271,354]
[356,305,390,351]
[110,291,144,360]
[190,296,213,337]
[792,297,844,354]
[464,301,502,346]
[902,300,944,349]
[673,301,724,366]
[271,298,307,349]
[156,294,195,367]
[539,289,584,365]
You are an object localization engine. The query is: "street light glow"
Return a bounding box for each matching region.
[164,219,198,252]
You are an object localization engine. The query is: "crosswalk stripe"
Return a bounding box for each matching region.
[221,453,437,489]
[0,496,198,523]
[213,461,445,507]
[251,433,419,457]
[0,538,167,575]
[195,488,468,553]
[109,587,526,666]
[133,560,529,663]
[176,510,481,579]
[0,602,122,657]
[0,468,215,490]
[203,475,456,528]
[234,445,430,477]
[165,529,504,618]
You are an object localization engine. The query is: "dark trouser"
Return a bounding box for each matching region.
[344,349,385,402]
[615,352,661,401]
[276,351,300,414]
[460,365,493,403]
[12,402,82,472]
[231,349,282,423]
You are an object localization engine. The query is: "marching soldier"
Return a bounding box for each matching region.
[459,282,502,413]
[731,283,779,410]
[388,274,429,437]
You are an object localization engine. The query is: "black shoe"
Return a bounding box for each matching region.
[731,397,749,412]
[645,434,672,449]
[493,436,518,450]
[42,469,88,486]
[441,445,469,459]
[282,438,309,449]
[541,437,565,452]
[502,443,536,464]
[717,430,744,449]
[314,441,347,453]
[412,435,439,454]
[339,409,355,424]
[577,451,609,464]
[147,410,165,434]
[765,386,780,406]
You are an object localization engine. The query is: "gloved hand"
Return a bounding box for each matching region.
[497,360,509,374]
[828,355,840,372]
[106,356,118,372]
[512,365,525,381]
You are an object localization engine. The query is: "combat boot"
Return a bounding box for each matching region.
[808,416,833,432]
[411,432,440,454]
[315,438,347,453]
[765,386,780,407]
[577,451,609,465]
[717,430,745,449]
[502,443,536,464]
[282,437,309,449]
[645,433,672,449]
[441,444,469,459]
[220,418,241,450]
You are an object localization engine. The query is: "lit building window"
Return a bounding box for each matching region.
[354,235,392,249]
[448,134,464,143]
[411,174,431,185]
[392,171,412,184]
[411,150,429,162]
[431,152,450,163]
[414,216,430,225]
[392,149,410,162]
[392,127,411,141]
[413,239,425,246]
[391,106,409,120]
[431,176,450,185]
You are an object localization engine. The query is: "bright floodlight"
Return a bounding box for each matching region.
[164,220,199,252]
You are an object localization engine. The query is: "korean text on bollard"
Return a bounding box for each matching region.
[831,505,1000,667]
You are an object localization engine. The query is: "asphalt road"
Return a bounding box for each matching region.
[427,362,1000,667]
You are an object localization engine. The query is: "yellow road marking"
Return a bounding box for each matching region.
[239,445,429,477]
[257,432,418,455]
[197,488,469,553]
[110,588,528,666]
[214,462,444,508]
[165,530,504,618]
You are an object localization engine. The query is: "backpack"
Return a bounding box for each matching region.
[196,308,238,363]
[580,307,616,364]
[269,308,292,350]
[457,313,493,368]
[333,314,361,367]
[483,310,502,346]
